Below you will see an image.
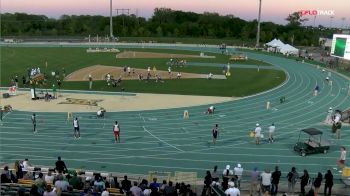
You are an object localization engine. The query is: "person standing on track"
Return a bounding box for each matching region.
[212,124,219,144]
[254,123,261,145]
[31,113,37,133]
[73,117,80,139]
[113,121,120,143]
[268,123,275,143]
[337,146,346,169]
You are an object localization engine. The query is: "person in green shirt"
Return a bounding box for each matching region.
[68,173,82,189]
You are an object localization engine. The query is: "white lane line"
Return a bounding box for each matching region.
[142,126,184,152]
[139,113,145,122]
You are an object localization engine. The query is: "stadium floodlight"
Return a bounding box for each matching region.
[110,0,113,38]
[256,0,262,47]
[329,16,334,28]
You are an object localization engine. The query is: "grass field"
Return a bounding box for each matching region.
[1,47,285,97]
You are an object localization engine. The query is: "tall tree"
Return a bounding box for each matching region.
[285,12,308,27]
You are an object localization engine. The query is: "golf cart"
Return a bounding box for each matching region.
[294,128,330,157]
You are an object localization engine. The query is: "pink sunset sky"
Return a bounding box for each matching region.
[1,0,349,28]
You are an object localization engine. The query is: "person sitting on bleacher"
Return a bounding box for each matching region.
[54,175,69,192]
[69,172,82,190]
[1,166,13,183]
[45,171,54,184]
[34,173,47,194]
[94,175,106,193]
[43,184,58,196]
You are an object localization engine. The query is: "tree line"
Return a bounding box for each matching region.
[0,8,339,46]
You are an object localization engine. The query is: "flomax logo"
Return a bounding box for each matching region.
[299,10,335,16]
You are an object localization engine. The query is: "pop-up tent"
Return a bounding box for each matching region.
[279,44,299,55]
[266,39,285,53]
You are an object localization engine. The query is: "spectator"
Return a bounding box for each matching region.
[222,165,233,179]
[43,184,57,196]
[324,170,333,196]
[34,173,47,194]
[211,165,219,182]
[271,166,281,196]
[150,178,160,190]
[233,164,243,189]
[22,158,31,174]
[103,177,110,188]
[250,167,259,196]
[1,166,12,183]
[139,179,148,191]
[30,184,41,196]
[150,187,161,196]
[94,175,106,193]
[121,175,132,193]
[260,168,271,195]
[224,181,240,196]
[160,180,167,193]
[45,171,54,184]
[130,181,142,196]
[313,172,323,196]
[287,167,299,194]
[202,170,212,196]
[112,177,120,188]
[101,189,110,196]
[300,169,310,196]
[55,156,67,174]
[54,174,69,191]
[14,160,23,179]
[178,182,187,195]
[221,177,229,191]
[204,170,212,187]
[164,181,176,196]
[69,172,82,189]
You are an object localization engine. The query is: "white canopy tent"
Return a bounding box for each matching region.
[266,39,285,53]
[279,44,299,55]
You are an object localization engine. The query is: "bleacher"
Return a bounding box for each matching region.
[1,165,350,196]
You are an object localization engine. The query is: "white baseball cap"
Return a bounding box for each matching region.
[256,123,259,126]
[228,182,235,187]
[237,164,241,168]
[226,165,230,170]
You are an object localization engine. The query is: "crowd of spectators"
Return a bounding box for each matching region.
[202,164,336,196]
[1,157,197,196]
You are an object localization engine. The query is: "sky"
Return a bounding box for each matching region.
[1,0,349,28]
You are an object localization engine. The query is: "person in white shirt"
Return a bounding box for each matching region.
[54,175,69,191]
[223,165,233,178]
[224,182,240,196]
[22,158,30,174]
[45,171,54,184]
[233,164,243,189]
[260,168,272,194]
[337,146,346,169]
[206,106,215,114]
[101,190,110,196]
[255,124,262,145]
[268,123,275,143]
[73,117,80,139]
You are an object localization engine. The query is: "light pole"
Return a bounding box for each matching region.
[110,0,113,38]
[256,0,262,47]
[341,17,346,29]
[329,16,334,29]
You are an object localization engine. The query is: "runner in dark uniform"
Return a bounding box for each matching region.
[212,124,219,144]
